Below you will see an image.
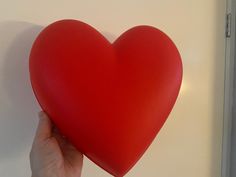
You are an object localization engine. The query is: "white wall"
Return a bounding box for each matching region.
[0,0,226,177]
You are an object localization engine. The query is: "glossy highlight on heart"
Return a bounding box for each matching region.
[29,20,183,176]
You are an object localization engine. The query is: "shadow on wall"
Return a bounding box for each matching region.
[0,21,43,160]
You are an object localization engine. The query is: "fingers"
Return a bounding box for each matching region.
[34,111,52,142]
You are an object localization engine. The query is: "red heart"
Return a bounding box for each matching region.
[29,20,182,176]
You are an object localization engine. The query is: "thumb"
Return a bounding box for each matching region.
[34,111,52,143]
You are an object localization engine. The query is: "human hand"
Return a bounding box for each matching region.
[30,111,83,177]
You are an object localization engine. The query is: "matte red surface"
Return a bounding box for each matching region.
[29,20,182,176]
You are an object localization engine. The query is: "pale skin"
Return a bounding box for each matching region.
[30,111,83,177]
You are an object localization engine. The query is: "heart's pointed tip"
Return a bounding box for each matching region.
[94,160,131,177]
[107,164,133,177]
[110,171,127,177]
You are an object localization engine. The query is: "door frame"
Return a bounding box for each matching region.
[222,0,235,176]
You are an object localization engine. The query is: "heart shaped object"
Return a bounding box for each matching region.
[29,20,182,176]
